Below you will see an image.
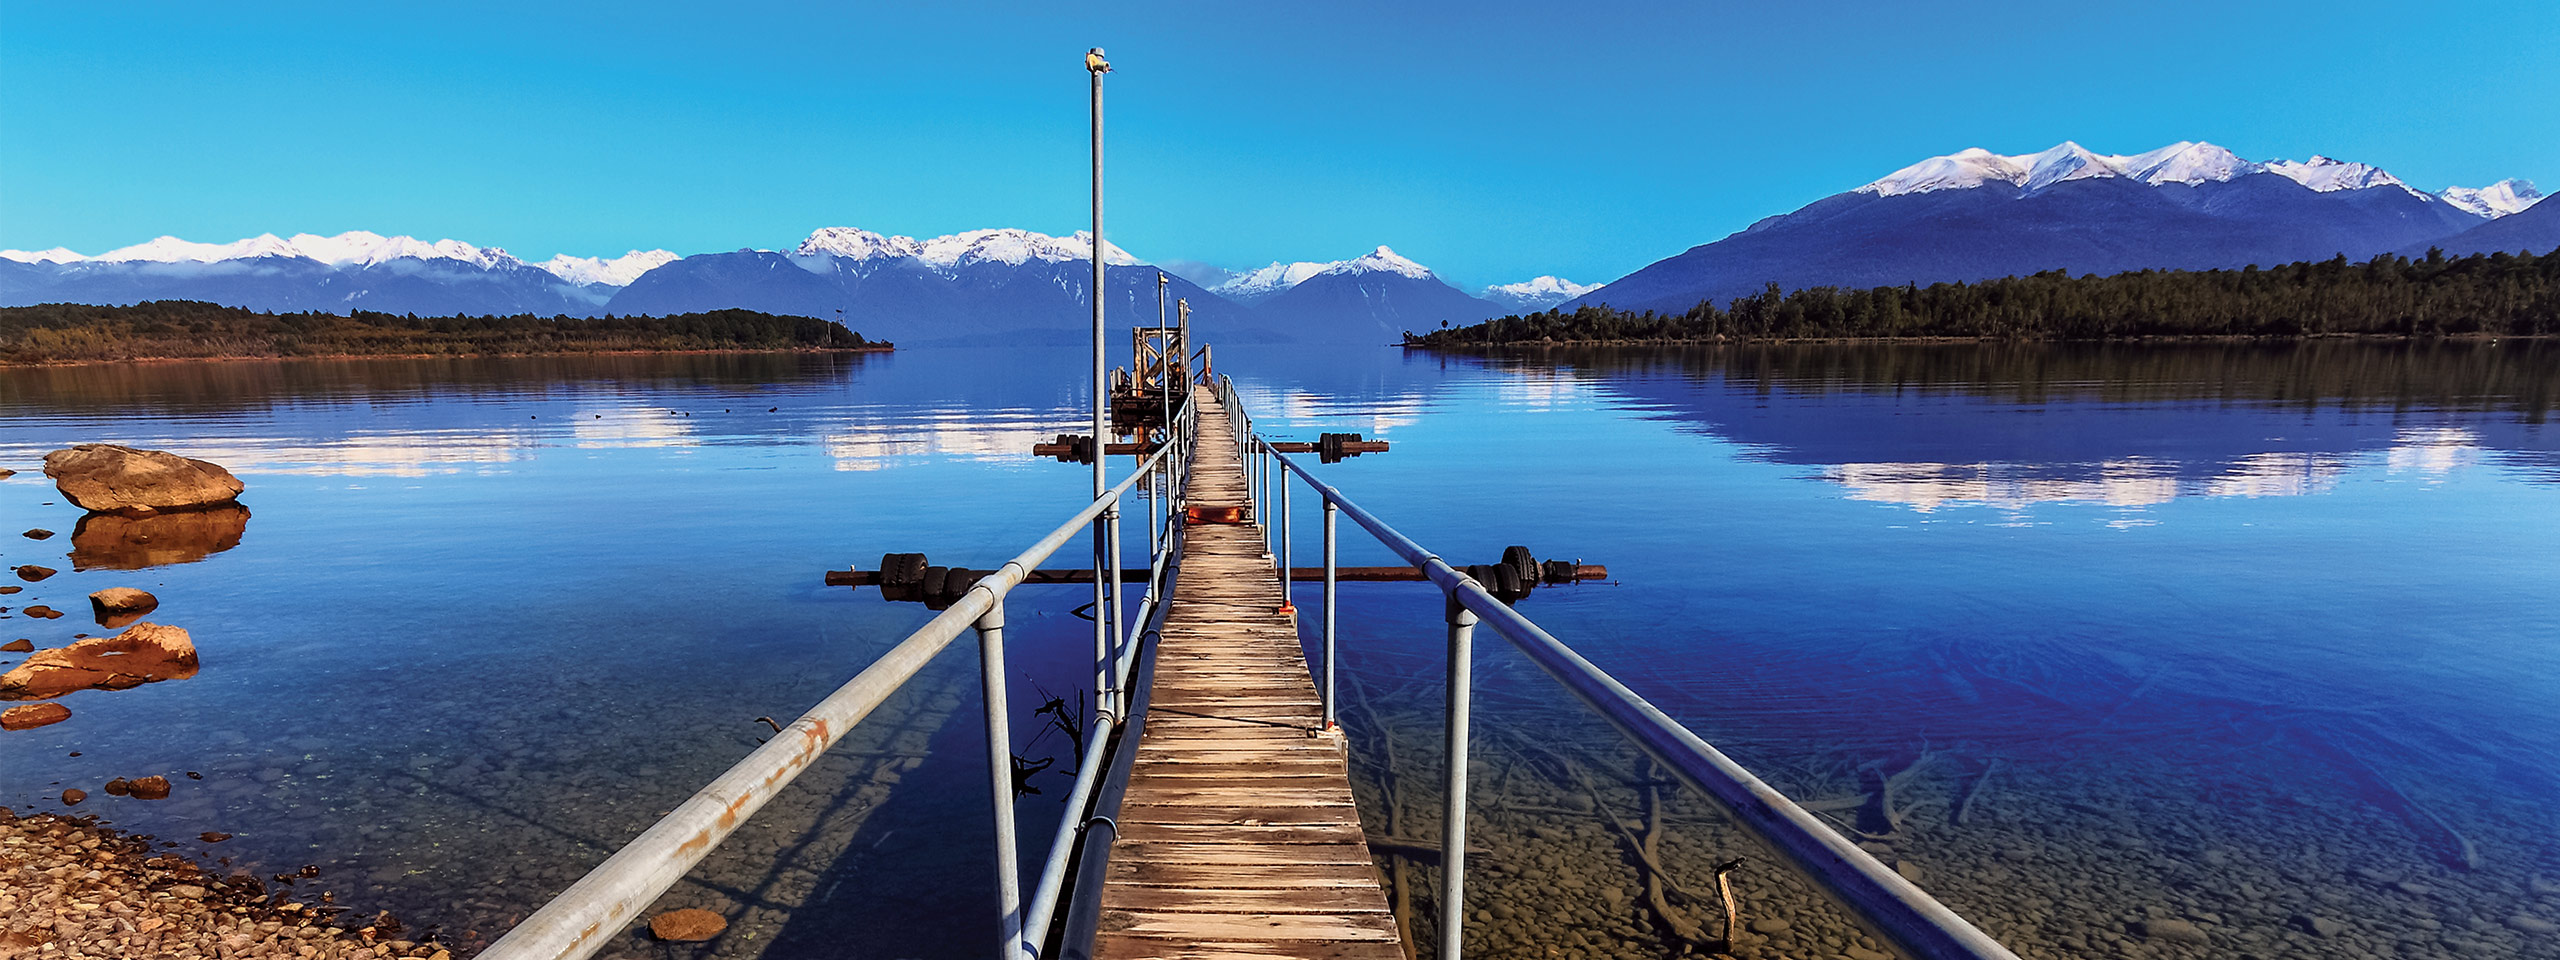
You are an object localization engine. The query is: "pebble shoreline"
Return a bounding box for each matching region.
[0,806,446,960]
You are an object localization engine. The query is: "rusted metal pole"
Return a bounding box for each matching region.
[828,565,1607,587]
[1032,439,1385,458]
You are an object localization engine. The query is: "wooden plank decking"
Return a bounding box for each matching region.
[1094,393,1404,960]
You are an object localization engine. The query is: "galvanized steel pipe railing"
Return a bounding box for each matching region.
[478,420,1185,960]
[1222,380,2019,960]
[1019,394,1196,959]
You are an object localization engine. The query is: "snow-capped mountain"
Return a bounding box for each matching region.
[606,227,1278,345]
[2264,156,2414,194]
[1211,246,1503,339]
[793,226,1139,269]
[1856,142,2454,200]
[2437,179,2544,219]
[1211,247,1437,304]
[1575,141,2519,316]
[2411,192,2560,257]
[0,231,680,316]
[1856,141,2278,196]
[1482,276,1603,312]
[1214,261,1339,305]
[536,250,681,287]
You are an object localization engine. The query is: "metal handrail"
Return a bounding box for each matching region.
[479,396,1195,960]
[1219,377,2019,960]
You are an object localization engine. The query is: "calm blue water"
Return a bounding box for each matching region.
[1,342,2554,960]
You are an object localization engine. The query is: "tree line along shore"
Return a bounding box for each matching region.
[0,301,888,364]
[1404,247,2560,347]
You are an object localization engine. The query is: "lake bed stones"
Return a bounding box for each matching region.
[650,907,728,941]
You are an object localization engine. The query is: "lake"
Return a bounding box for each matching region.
[2,340,2555,960]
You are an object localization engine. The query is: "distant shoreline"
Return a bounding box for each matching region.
[1404,332,2545,349]
[0,344,894,369]
[1,302,890,366]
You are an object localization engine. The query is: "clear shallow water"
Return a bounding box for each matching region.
[1,342,2555,960]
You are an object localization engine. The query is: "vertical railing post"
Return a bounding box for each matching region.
[1321,497,1339,732]
[1105,501,1125,714]
[1278,461,1292,581]
[1439,590,1477,960]
[976,597,1023,959]
[1093,538,1111,719]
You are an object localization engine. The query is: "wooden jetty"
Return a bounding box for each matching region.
[1094,392,1404,960]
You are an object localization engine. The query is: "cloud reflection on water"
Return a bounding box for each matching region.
[1824,432,2491,513]
[820,407,1082,471]
[139,430,538,478]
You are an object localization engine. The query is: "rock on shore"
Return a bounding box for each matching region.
[0,623,198,700]
[43,444,245,516]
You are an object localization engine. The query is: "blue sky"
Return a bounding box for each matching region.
[3,1,2552,291]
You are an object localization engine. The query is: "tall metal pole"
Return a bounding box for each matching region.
[1087,47,1115,719]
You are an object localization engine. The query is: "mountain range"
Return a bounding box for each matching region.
[1568,141,2546,315]
[1,231,1579,344]
[0,232,676,319]
[5,139,2546,339]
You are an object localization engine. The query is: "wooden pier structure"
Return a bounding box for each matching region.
[1093,392,1403,959]
[472,45,2017,960]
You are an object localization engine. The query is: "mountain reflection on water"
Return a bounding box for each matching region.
[1457,340,2559,513]
[0,341,2555,960]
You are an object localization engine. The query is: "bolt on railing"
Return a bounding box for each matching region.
[1217,376,2019,960]
[476,396,1198,960]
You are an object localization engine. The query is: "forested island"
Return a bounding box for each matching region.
[1406,247,2560,347]
[0,301,888,364]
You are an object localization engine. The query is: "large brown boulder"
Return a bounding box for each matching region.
[69,506,250,570]
[43,445,244,517]
[0,624,197,700]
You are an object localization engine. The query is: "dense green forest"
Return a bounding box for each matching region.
[1406,248,2560,347]
[0,301,888,363]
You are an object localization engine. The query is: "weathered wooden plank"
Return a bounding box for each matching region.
[1106,860,1385,889]
[1092,936,1402,960]
[1099,885,1388,914]
[1098,910,1402,941]
[1116,821,1367,845]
